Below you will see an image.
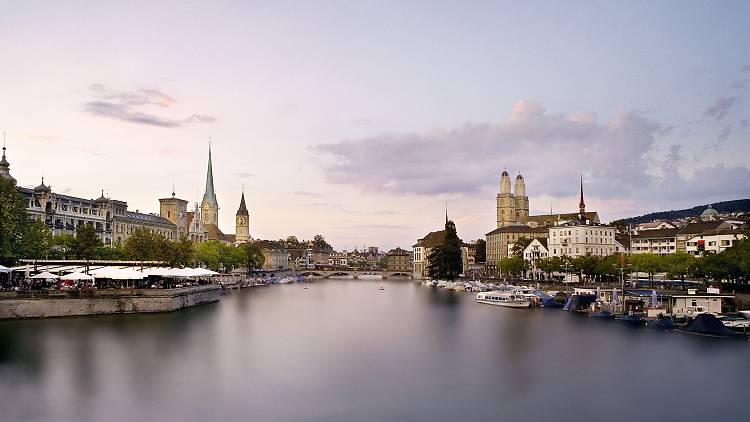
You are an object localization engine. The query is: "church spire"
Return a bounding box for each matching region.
[0,132,17,186]
[579,174,586,217]
[202,142,218,206]
[237,188,248,216]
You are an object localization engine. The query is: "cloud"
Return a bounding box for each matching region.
[740,118,749,128]
[741,65,750,72]
[234,172,255,178]
[704,96,740,120]
[294,190,326,197]
[312,99,750,205]
[718,124,732,141]
[730,78,750,90]
[83,84,217,128]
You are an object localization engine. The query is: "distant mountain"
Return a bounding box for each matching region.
[613,199,750,225]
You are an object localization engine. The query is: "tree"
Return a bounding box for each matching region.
[19,219,53,259]
[474,239,486,263]
[664,253,694,281]
[312,234,332,250]
[510,237,532,257]
[73,223,102,261]
[499,256,529,279]
[242,242,265,272]
[124,228,168,261]
[50,234,76,259]
[165,236,195,267]
[283,236,302,248]
[427,220,463,280]
[195,241,223,271]
[0,177,32,265]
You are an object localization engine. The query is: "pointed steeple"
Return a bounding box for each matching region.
[237,189,248,216]
[578,174,586,217]
[202,143,218,206]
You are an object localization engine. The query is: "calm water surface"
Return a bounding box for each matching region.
[1,280,747,422]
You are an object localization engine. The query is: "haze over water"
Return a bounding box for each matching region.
[1,280,747,422]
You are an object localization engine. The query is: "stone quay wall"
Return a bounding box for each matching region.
[0,285,222,319]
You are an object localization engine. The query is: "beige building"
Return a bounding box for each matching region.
[631,228,679,255]
[496,171,529,227]
[235,191,250,243]
[256,240,290,270]
[186,203,208,242]
[159,193,189,238]
[548,220,616,258]
[386,247,411,272]
[486,225,549,263]
[412,230,469,279]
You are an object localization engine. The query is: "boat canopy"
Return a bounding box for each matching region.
[680,314,743,338]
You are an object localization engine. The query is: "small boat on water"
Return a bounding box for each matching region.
[476,291,530,308]
[379,285,384,291]
[590,310,615,319]
[616,313,646,326]
[677,313,746,339]
[647,315,677,330]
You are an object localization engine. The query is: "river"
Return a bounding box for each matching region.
[0,279,747,422]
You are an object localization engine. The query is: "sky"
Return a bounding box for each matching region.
[1,1,749,251]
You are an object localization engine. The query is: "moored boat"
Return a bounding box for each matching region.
[475,291,530,308]
[590,310,615,319]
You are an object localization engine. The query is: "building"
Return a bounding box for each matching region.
[485,225,549,263]
[236,191,250,243]
[186,203,207,242]
[522,238,549,262]
[159,192,189,238]
[496,171,529,227]
[329,251,349,268]
[113,209,177,245]
[255,240,289,270]
[201,144,220,233]
[547,179,616,258]
[685,223,746,256]
[548,220,616,257]
[412,229,469,279]
[631,228,679,255]
[386,247,411,272]
[0,143,16,185]
[675,220,724,253]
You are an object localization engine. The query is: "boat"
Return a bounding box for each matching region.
[562,294,597,313]
[379,285,384,291]
[646,315,677,330]
[677,313,746,339]
[303,285,309,290]
[616,313,646,326]
[475,291,530,308]
[590,310,615,319]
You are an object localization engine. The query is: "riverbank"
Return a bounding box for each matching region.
[0,284,222,319]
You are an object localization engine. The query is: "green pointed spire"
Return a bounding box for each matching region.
[203,143,218,206]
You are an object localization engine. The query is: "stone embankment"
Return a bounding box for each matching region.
[0,285,221,319]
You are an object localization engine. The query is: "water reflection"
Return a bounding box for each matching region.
[0,280,747,422]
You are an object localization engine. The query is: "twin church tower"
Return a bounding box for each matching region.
[496,171,529,228]
[199,144,250,243]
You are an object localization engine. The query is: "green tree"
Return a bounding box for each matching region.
[510,237,533,257]
[19,219,53,259]
[50,234,76,259]
[283,236,302,248]
[474,239,486,263]
[0,177,32,265]
[73,223,102,260]
[242,242,265,272]
[195,241,223,271]
[499,256,529,279]
[312,234,332,250]
[664,253,694,280]
[124,228,167,261]
[427,220,463,280]
[165,235,195,267]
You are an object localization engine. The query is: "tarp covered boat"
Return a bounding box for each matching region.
[677,314,745,339]
[563,294,597,312]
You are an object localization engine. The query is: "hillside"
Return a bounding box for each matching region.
[613,199,750,225]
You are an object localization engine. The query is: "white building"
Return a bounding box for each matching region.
[548,220,616,258]
[685,223,746,256]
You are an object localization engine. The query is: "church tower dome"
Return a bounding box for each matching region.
[0,134,17,186]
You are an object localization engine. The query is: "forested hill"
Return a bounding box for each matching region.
[613,199,750,225]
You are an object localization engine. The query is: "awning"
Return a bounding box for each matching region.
[60,272,94,281]
[31,271,60,279]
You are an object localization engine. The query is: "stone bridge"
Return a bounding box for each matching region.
[296,270,412,279]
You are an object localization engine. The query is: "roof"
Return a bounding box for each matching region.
[119,211,175,227]
[205,223,231,242]
[486,225,548,236]
[414,230,466,248]
[632,228,679,239]
[387,247,410,256]
[527,211,600,226]
[255,239,286,251]
[237,191,249,215]
[677,221,724,236]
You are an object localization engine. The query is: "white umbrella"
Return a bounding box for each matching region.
[31,271,59,279]
[0,265,10,273]
[60,272,94,281]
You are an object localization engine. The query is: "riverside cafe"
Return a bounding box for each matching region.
[3,263,219,290]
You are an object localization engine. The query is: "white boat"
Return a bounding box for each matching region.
[476,291,531,308]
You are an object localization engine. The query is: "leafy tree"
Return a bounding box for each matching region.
[510,237,532,257]
[664,253,694,280]
[536,257,560,280]
[165,235,195,267]
[0,177,32,265]
[427,220,463,280]
[474,239,486,263]
[19,219,53,259]
[499,256,529,279]
[124,228,168,261]
[283,236,302,248]
[242,242,265,272]
[73,223,102,260]
[312,234,332,251]
[95,243,126,260]
[50,234,76,259]
[195,241,223,271]
[378,254,389,269]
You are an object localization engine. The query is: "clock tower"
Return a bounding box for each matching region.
[200,144,220,227]
[235,190,250,243]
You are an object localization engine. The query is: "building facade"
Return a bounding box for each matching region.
[548,220,616,257]
[485,225,549,263]
[386,247,411,272]
[412,230,469,279]
[496,171,529,228]
[236,191,250,243]
[200,144,220,229]
[159,193,189,238]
